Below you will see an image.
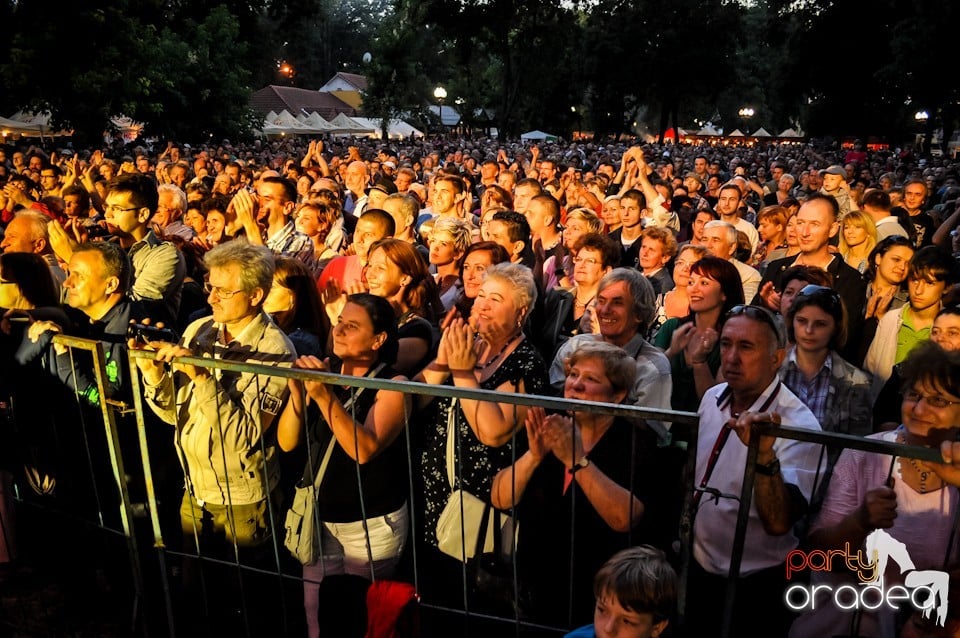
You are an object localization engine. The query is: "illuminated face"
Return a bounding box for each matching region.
[716,189,741,217]
[205,210,225,238]
[0,217,40,254]
[295,205,321,238]
[429,232,461,267]
[332,301,384,361]
[365,247,406,302]
[792,304,835,354]
[821,173,844,192]
[874,246,914,285]
[63,250,115,316]
[432,180,459,216]
[564,356,624,406]
[703,226,735,260]
[903,183,926,212]
[931,313,960,351]
[687,272,725,314]
[206,264,259,326]
[256,180,293,223]
[573,247,607,286]
[672,248,700,288]
[908,274,946,312]
[758,218,784,243]
[794,200,837,253]
[619,197,643,229]
[513,184,538,214]
[638,237,669,272]
[472,276,522,338]
[594,280,640,344]
[720,315,782,398]
[462,250,495,299]
[840,220,866,248]
[601,199,621,228]
[351,216,388,263]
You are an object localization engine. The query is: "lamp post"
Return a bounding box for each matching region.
[915,110,930,152]
[434,86,447,137]
[737,107,754,145]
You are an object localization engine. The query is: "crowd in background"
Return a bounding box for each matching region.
[2,133,960,637]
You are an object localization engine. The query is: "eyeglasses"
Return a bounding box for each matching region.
[105,204,140,214]
[796,284,842,310]
[573,256,599,266]
[903,389,960,409]
[203,282,245,299]
[726,304,786,348]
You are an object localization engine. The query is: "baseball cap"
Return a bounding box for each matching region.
[819,165,846,177]
[367,177,398,196]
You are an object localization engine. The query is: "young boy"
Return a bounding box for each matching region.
[564,546,678,638]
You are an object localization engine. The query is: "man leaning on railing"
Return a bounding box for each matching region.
[131,241,295,631]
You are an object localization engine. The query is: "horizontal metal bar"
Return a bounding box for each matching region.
[126,349,701,426]
[755,421,946,463]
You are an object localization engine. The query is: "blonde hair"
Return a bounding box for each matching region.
[838,210,878,256]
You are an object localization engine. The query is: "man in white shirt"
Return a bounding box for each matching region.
[684,304,822,637]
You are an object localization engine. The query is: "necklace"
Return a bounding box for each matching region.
[897,428,940,494]
[574,294,595,309]
[474,333,521,371]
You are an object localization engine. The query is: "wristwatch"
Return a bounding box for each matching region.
[755,457,781,476]
[571,456,591,472]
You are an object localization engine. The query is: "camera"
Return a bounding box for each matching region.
[127,323,177,345]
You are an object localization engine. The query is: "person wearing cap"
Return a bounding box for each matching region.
[682,172,711,212]
[818,165,855,216]
[684,303,821,637]
[366,176,398,212]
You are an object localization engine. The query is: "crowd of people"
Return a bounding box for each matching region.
[2,133,960,637]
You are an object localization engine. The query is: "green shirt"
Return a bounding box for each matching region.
[895,308,931,364]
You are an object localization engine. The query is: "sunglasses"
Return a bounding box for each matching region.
[795,284,842,310]
[726,304,786,348]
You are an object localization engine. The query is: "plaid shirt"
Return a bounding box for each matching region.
[780,346,832,426]
[265,221,318,277]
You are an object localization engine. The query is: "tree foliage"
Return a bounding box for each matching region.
[2,0,959,144]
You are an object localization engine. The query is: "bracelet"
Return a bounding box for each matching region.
[690,358,708,366]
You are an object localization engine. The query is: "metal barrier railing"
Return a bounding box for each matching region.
[6,336,949,637]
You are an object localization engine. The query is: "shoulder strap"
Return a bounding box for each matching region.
[445,397,459,489]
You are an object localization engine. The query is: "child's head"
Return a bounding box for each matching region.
[592,546,678,638]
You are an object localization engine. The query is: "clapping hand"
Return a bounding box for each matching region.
[442,317,477,372]
[540,412,583,469]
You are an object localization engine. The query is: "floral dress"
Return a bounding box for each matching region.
[418,339,548,546]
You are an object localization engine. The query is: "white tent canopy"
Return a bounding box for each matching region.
[695,124,721,136]
[427,105,461,127]
[727,128,745,137]
[752,127,772,137]
[296,111,338,132]
[350,117,424,140]
[329,113,376,135]
[2,111,72,137]
[778,128,804,138]
[520,130,558,141]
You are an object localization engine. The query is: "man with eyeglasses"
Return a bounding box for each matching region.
[48,173,185,326]
[684,303,821,637]
[133,241,295,627]
[39,165,63,198]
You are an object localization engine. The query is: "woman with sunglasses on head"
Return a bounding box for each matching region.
[788,342,960,638]
[781,285,872,438]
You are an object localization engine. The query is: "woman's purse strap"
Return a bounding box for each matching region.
[445,397,459,489]
[304,362,387,489]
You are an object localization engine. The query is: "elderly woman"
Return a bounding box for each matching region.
[559,208,604,288]
[492,341,682,627]
[278,293,410,638]
[414,263,549,604]
[788,342,960,638]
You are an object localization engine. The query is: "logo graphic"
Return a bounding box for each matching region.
[784,529,949,626]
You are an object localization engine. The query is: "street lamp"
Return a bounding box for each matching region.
[915,110,929,122]
[434,86,447,135]
[737,107,755,144]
